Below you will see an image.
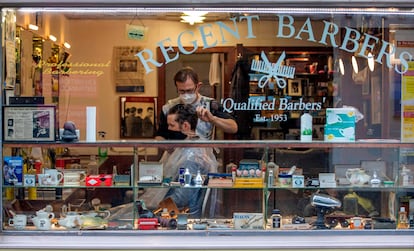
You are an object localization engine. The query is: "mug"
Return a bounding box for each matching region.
[63,170,86,186]
[8,214,27,230]
[38,172,63,186]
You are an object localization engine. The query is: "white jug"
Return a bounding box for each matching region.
[346,168,371,186]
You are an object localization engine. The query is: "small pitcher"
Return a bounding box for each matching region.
[346,168,371,186]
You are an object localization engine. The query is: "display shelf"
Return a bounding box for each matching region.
[2,140,414,233]
[4,139,414,148]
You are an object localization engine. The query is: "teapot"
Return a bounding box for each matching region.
[58,212,81,228]
[32,210,55,230]
[346,168,371,186]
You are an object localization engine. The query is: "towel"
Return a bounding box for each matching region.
[209,53,221,85]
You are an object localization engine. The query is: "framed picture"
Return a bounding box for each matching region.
[3,105,56,142]
[113,46,145,93]
[287,78,304,96]
[120,96,157,138]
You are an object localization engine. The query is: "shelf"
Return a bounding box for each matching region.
[3,139,414,149]
[3,139,414,233]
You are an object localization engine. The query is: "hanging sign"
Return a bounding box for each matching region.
[126,24,147,41]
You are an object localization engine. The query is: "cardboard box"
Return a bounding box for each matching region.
[239,159,260,170]
[136,218,159,230]
[326,108,356,124]
[3,156,23,185]
[86,174,113,186]
[325,108,356,142]
[138,161,163,184]
[233,213,264,230]
[113,174,131,186]
[319,173,337,188]
[233,177,264,188]
[324,126,355,142]
[292,175,305,188]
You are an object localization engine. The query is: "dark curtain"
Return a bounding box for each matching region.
[230,59,254,139]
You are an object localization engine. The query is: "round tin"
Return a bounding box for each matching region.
[278,173,292,187]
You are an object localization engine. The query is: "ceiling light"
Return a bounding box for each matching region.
[181,11,208,25]
[180,15,206,25]
[48,35,57,42]
[63,42,71,49]
[352,56,359,74]
[367,52,375,72]
[28,24,38,31]
[182,11,208,17]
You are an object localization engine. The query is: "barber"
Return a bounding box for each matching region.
[155,66,238,140]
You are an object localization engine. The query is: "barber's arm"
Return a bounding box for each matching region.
[196,106,238,134]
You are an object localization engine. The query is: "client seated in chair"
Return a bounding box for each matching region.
[162,104,218,218]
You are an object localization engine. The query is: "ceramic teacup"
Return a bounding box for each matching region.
[63,170,86,186]
[8,214,27,230]
[38,171,63,186]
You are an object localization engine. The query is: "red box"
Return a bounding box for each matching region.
[137,218,158,230]
[85,174,113,186]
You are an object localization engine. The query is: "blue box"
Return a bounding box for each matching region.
[3,156,23,185]
[325,108,356,142]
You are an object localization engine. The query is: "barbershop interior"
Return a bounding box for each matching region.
[0,1,414,250]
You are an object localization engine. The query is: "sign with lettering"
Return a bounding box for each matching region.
[136,14,412,75]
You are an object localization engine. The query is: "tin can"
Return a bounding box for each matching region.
[179,167,185,185]
[271,209,282,229]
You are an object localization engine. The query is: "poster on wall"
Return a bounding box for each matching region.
[3,106,56,142]
[113,46,145,92]
[401,61,414,142]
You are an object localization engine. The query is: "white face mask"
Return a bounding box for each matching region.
[180,93,197,104]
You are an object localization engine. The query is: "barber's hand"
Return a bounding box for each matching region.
[196,106,216,123]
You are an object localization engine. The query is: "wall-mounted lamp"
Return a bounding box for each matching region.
[28,24,38,31]
[351,56,359,74]
[367,52,375,72]
[48,35,57,42]
[180,11,208,25]
[63,42,71,49]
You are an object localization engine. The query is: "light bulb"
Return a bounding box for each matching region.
[367,52,375,72]
[352,56,359,74]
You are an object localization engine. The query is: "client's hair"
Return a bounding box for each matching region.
[168,104,198,130]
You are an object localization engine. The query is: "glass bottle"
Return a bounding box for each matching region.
[397,207,409,229]
[195,169,203,187]
[268,169,274,187]
[184,168,191,187]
